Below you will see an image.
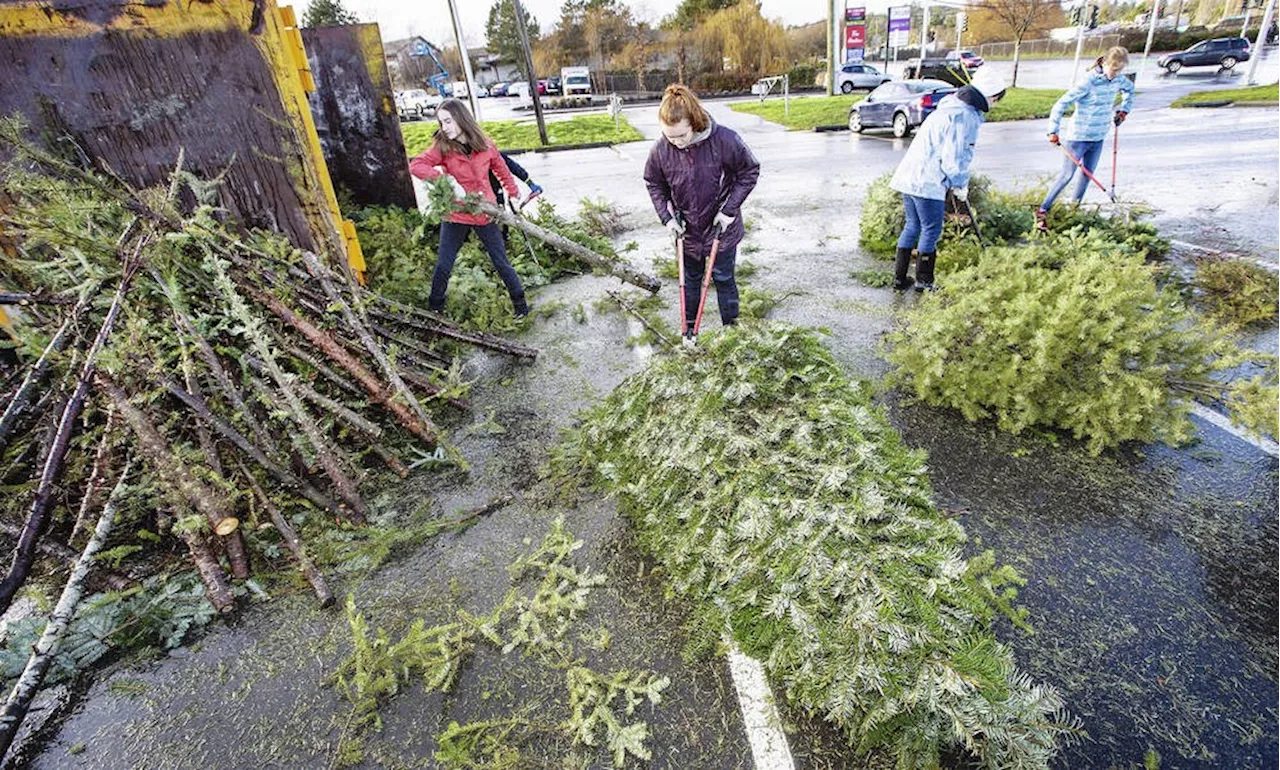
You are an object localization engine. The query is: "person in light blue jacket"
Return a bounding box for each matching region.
[888,67,1007,291]
[1036,46,1134,230]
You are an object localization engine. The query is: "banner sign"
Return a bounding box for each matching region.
[844,5,866,62]
[888,6,912,48]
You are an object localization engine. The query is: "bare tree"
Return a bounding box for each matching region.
[977,0,1059,85]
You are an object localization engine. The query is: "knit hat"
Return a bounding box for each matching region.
[970,68,1008,101]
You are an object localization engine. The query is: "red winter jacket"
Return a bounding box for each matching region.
[409,139,518,226]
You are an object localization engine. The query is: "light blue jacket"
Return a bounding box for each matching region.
[1048,68,1135,141]
[888,94,984,201]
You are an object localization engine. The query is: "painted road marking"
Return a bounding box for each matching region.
[1170,239,1279,272]
[1190,403,1279,458]
[726,640,795,770]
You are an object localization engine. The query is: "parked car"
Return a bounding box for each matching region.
[537,79,548,95]
[396,89,438,121]
[489,81,510,97]
[475,84,491,98]
[546,76,564,95]
[837,62,892,93]
[1158,36,1251,72]
[902,57,973,87]
[946,49,985,69]
[848,79,957,137]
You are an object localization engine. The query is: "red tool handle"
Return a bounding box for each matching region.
[690,227,723,336]
[1059,143,1112,198]
[1110,123,1119,198]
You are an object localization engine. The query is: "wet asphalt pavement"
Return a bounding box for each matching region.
[27,70,1279,770]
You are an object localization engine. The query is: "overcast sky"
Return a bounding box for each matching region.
[345,0,859,47]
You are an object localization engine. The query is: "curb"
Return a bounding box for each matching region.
[502,140,627,156]
[1176,99,1277,108]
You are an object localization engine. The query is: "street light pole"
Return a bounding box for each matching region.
[1071,14,1087,83]
[511,0,548,146]
[1246,0,1276,83]
[1137,0,1163,84]
[445,0,481,119]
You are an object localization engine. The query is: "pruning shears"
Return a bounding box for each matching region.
[685,221,725,348]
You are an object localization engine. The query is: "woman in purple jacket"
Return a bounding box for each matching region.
[644,85,761,341]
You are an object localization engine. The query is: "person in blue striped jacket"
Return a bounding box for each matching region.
[1036,46,1134,231]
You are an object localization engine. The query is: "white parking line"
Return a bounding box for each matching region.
[726,640,795,770]
[1169,239,1279,272]
[1189,403,1279,458]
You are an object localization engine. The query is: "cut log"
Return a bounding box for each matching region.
[98,374,252,580]
[476,199,660,293]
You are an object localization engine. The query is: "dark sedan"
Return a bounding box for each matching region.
[848,79,956,138]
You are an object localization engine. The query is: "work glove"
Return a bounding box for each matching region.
[713,211,734,232]
[1048,133,1060,145]
[444,175,467,200]
[666,218,686,238]
[952,186,969,202]
[1113,111,1127,125]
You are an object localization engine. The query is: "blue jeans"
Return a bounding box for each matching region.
[683,243,739,330]
[431,221,526,311]
[897,194,945,254]
[1040,139,1104,212]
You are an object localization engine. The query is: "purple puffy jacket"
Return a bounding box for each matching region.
[643,122,761,259]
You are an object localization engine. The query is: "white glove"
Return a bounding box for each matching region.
[952,187,969,202]
[713,211,734,231]
[445,174,467,200]
[666,219,686,237]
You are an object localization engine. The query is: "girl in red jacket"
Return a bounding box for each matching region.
[409,99,528,316]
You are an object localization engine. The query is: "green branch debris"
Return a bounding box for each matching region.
[553,323,1080,768]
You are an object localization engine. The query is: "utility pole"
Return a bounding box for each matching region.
[956,11,965,50]
[1137,0,1163,83]
[1247,0,1276,83]
[828,0,839,95]
[919,2,931,76]
[445,0,480,119]
[511,0,548,146]
[1242,6,1253,35]
[1071,8,1087,83]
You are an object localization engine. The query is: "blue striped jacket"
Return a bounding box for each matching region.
[1048,67,1135,142]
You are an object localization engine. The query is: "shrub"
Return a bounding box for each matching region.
[858,174,1032,257]
[554,323,1078,769]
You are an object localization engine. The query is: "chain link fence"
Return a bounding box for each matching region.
[977,34,1122,60]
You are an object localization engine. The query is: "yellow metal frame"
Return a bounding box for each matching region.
[0,0,365,281]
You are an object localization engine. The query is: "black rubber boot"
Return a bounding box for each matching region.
[914,252,937,292]
[892,247,914,290]
[512,294,530,317]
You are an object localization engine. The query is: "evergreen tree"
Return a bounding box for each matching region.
[302,0,358,28]
[486,0,541,80]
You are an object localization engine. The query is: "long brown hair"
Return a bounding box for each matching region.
[658,84,710,132]
[432,98,490,155]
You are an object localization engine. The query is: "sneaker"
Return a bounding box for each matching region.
[513,296,530,317]
[1034,209,1049,233]
[682,332,697,349]
[914,281,936,292]
[892,277,915,291]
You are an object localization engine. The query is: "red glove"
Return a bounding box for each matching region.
[1114,111,1127,125]
[1048,133,1060,145]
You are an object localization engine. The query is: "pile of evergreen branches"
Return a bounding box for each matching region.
[887,230,1279,452]
[553,323,1077,768]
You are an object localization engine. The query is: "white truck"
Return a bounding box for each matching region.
[560,66,592,96]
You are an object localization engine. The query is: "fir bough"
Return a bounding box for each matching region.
[553,323,1077,768]
[887,231,1279,451]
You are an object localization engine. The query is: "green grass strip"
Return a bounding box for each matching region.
[1171,83,1279,107]
[729,87,1063,130]
[402,114,644,155]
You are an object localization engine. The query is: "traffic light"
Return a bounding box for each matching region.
[959,11,969,31]
[1088,5,1100,29]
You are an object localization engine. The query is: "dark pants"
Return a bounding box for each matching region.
[431,221,526,311]
[683,243,738,331]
